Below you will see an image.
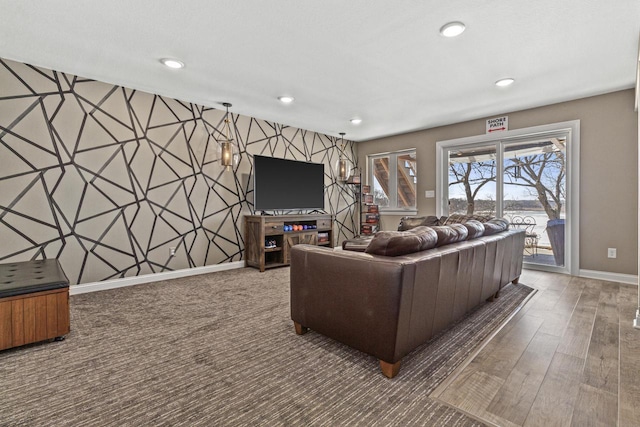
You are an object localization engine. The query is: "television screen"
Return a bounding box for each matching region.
[254,155,325,211]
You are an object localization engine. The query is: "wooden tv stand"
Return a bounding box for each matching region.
[244,214,334,272]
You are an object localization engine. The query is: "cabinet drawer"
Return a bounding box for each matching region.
[317,219,331,229]
[264,222,284,234]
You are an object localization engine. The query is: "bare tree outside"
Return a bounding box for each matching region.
[448,144,498,215]
[503,150,565,220]
[448,140,565,221]
[448,158,496,215]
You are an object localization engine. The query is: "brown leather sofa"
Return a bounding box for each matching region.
[290,223,525,378]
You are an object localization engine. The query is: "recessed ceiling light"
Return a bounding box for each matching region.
[350,118,362,125]
[278,96,295,104]
[440,22,466,38]
[495,78,515,87]
[160,58,185,69]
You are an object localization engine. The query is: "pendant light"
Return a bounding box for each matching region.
[335,132,352,182]
[217,103,238,171]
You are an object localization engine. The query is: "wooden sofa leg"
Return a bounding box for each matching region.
[487,289,500,302]
[379,360,401,378]
[512,276,520,284]
[293,322,308,335]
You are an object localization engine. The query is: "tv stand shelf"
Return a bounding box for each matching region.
[244,214,334,272]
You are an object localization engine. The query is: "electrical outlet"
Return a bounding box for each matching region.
[170,247,176,257]
[607,248,616,259]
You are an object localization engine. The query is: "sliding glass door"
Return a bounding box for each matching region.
[503,138,566,267]
[437,122,578,274]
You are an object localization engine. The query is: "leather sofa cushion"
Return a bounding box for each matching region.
[461,220,485,239]
[365,226,438,256]
[397,215,441,231]
[430,224,468,246]
[411,226,440,250]
[483,218,510,235]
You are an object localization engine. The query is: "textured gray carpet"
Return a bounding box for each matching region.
[0,267,533,426]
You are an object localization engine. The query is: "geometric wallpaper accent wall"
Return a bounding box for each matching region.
[0,58,358,285]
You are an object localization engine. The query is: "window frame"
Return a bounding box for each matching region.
[367,148,418,215]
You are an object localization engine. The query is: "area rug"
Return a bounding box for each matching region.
[0,267,534,426]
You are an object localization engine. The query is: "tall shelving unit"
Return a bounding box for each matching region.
[347,174,379,236]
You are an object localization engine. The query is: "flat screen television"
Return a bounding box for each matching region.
[253,155,325,211]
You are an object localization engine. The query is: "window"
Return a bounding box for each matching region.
[368,149,417,213]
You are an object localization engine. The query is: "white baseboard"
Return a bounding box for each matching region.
[70,261,246,295]
[67,263,639,295]
[579,269,638,285]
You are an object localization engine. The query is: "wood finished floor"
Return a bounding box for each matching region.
[432,269,640,427]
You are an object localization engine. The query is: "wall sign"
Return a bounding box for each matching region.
[486,116,508,133]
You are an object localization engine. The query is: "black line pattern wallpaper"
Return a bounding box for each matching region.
[0,58,358,285]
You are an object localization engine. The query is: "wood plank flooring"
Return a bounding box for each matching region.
[432,269,640,427]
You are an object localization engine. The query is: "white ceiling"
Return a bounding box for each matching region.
[1,1,638,142]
